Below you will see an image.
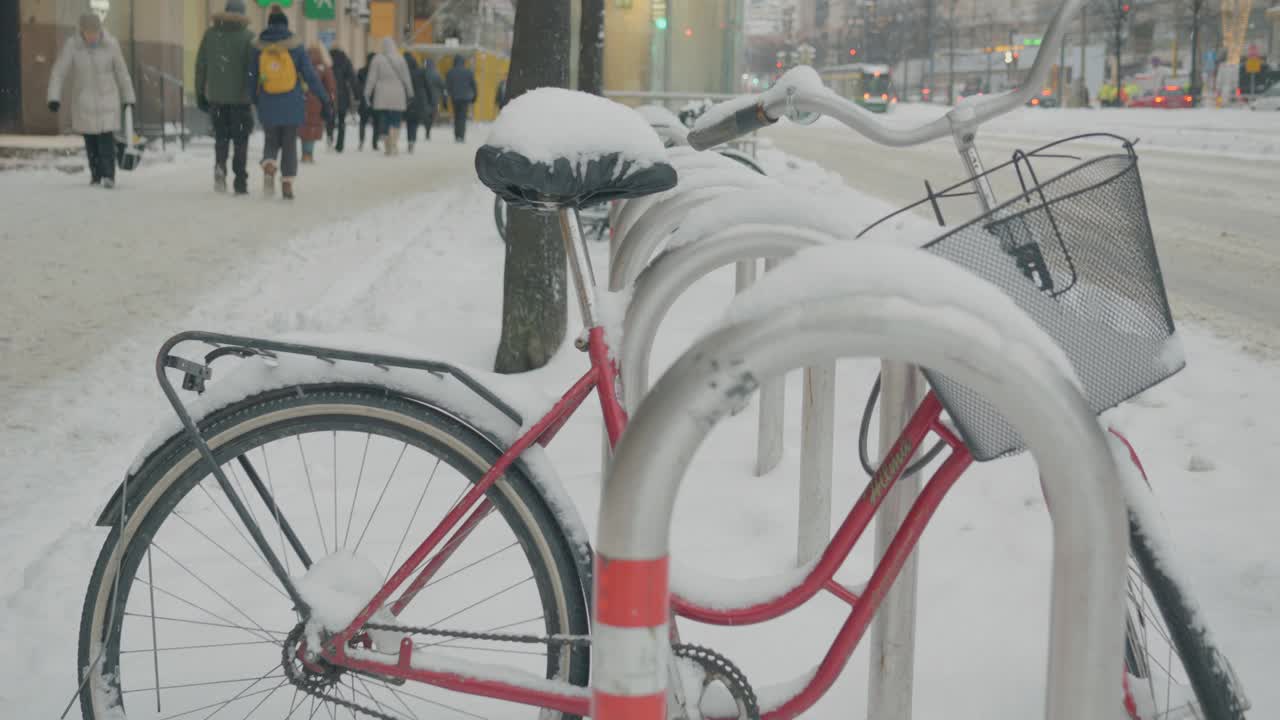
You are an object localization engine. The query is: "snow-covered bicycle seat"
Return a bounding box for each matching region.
[477,87,677,209]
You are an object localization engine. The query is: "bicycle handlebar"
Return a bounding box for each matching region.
[689,0,1084,150]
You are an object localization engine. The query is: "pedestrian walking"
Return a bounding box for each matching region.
[194,0,255,194]
[247,9,331,199]
[423,58,446,139]
[363,38,414,156]
[402,52,438,153]
[495,76,508,110]
[356,53,380,151]
[300,45,336,164]
[328,46,360,152]
[46,12,136,189]
[445,53,477,142]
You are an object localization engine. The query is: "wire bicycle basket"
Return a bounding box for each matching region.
[859,134,1182,461]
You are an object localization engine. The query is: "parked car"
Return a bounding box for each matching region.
[1249,83,1280,111]
[1027,89,1059,107]
[1128,85,1195,108]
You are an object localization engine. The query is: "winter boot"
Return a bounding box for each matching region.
[102,177,115,189]
[384,128,395,156]
[407,140,415,154]
[261,159,277,197]
[301,152,315,164]
[214,165,227,193]
[281,178,294,200]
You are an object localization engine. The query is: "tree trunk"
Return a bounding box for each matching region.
[578,0,605,95]
[494,0,573,375]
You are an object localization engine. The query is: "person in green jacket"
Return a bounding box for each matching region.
[195,0,255,194]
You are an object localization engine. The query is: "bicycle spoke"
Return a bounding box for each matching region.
[194,475,270,569]
[150,682,286,720]
[123,612,288,638]
[333,432,339,562]
[297,435,331,555]
[354,442,409,552]
[149,543,280,642]
[427,576,534,629]
[121,639,280,654]
[228,462,268,562]
[144,549,162,712]
[356,676,485,720]
[421,542,518,591]
[197,663,284,720]
[341,434,373,550]
[386,458,443,581]
[260,446,293,576]
[121,673,284,694]
[168,509,290,601]
[130,577,278,645]
[240,452,315,571]
[352,676,412,720]
[234,678,291,720]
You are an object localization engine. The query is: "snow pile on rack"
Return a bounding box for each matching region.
[487,87,667,167]
[719,240,1079,387]
[633,104,689,145]
[666,185,913,251]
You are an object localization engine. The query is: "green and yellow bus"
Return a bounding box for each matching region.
[817,63,897,113]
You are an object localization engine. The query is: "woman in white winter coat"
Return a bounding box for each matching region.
[47,12,137,188]
[363,37,414,156]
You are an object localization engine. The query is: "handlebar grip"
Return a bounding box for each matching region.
[687,103,776,151]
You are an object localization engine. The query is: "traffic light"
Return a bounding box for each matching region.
[1121,3,1130,11]
[848,48,858,57]
[683,26,693,38]
[654,17,668,30]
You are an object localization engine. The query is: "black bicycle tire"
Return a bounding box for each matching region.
[78,384,590,720]
[1126,511,1248,719]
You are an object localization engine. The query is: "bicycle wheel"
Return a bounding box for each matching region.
[494,194,509,243]
[1123,512,1249,720]
[78,384,590,720]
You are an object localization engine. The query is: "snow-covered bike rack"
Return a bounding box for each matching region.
[618,187,868,564]
[591,242,1128,720]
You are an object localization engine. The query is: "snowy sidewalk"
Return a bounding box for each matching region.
[0,132,478,397]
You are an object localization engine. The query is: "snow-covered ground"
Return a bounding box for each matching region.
[0,118,1276,718]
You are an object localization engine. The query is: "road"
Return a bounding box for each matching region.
[763,124,1280,358]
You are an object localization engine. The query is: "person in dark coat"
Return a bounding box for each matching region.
[356,52,380,150]
[327,46,359,152]
[402,52,438,153]
[423,59,446,138]
[195,0,255,194]
[247,9,330,199]
[444,53,477,142]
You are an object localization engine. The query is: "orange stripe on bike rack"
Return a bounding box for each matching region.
[592,690,666,719]
[594,555,669,628]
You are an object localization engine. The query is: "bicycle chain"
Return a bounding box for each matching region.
[282,623,758,720]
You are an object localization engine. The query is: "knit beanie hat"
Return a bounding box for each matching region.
[78,12,102,33]
[267,9,289,29]
[224,0,247,14]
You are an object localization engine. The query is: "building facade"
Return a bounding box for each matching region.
[1,0,400,135]
[603,0,747,97]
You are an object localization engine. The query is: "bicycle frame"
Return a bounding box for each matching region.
[293,204,982,718]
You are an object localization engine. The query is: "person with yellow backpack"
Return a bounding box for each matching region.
[247,9,331,199]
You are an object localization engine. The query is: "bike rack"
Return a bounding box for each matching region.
[592,244,1128,720]
[620,224,839,562]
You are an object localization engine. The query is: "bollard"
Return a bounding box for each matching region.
[797,363,836,564]
[755,257,785,476]
[868,361,926,718]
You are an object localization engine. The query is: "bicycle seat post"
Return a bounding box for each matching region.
[552,203,602,331]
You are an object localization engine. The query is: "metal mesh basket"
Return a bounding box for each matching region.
[863,136,1181,461]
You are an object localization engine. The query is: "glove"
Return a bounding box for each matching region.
[197,94,210,113]
[47,100,59,113]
